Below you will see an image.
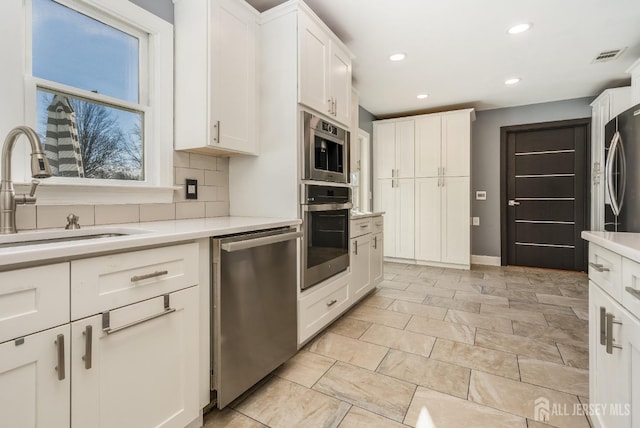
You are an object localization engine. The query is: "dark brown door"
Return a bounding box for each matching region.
[501,119,590,271]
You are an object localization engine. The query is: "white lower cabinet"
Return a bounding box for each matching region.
[589,283,638,428]
[71,286,200,428]
[0,324,70,428]
[350,233,371,302]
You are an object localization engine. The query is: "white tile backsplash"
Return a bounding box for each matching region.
[26,151,230,230]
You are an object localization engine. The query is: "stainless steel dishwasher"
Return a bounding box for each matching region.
[210,227,301,408]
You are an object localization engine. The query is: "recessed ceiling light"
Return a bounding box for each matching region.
[507,23,532,35]
[417,94,429,99]
[389,53,406,62]
[505,77,521,85]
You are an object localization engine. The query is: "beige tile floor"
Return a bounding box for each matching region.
[204,262,591,428]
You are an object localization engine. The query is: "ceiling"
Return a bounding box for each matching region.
[246,0,640,118]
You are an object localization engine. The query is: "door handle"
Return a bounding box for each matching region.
[508,200,520,206]
[626,286,640,300]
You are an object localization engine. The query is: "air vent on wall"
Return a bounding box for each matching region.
[593,48,626,63]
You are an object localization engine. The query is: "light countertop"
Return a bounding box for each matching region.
[582,231,640,263]
[350,211,384,219]
[0,216,300,270]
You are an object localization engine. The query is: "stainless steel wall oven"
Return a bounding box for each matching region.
[301,185,351,290]
[302,111,349,183]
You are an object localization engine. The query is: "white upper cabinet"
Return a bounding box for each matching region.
[298,8,352,127]
[414,115,441,178]
[174,0,259,155]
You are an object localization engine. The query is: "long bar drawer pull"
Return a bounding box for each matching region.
[130,270,169,282]
[102,294,174,335]
[55,334,65,380]
[326,299,338,307]
[626,287,640,300]
[82,325,92,370]
[589,262,610,272]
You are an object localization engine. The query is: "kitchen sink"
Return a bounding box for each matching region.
[0,227,149,249]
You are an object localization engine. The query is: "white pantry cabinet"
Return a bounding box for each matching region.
[374,109,473,268]
[174,0,259,155]
[375,178,414,260]
[298,9,351,127]
[590,87,631,230]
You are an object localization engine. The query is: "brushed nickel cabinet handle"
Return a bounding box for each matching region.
[373,236,378,249]
[326,299,338,307]
[600,307,607,346]
[606,312,623,354]
[82,325,92,370]
[589,262,610,273]
[625,286,640,300]
[328,99,333,114]
[55,334,65,380]
[353,240,358,255]
[130,270,169,282]
[102,295,174,335]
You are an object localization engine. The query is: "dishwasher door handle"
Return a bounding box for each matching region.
[221,231,303,252]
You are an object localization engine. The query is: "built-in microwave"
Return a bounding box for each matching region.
[302,111,349,183]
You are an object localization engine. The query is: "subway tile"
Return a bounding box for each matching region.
[16,205,36,230]
[205,169,228,186]
[175,202,205,219]
[189,153,218,170]
[37,205,95,229]
[174,167,205,185]
[139,203,175,222]
[205,201,229,217]
[94,204,139,225]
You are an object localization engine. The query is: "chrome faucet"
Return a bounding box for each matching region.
[1,126,52,234]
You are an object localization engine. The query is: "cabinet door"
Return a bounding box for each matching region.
[370,232,384,286]
[211,0,258,154]
[298,12,330,115]
[396,178,415,259]
[375,179,396,257]
[590,285,630,428]
[441,112,471,177]
[414,177,441,263]
[374,122,396,179]
[395,120,415,178]
[622,306,640,428]
[441,176,470,266]
[71,287,199,428]
[351,234,371,301]
[330,42,352,127]
[0,325,70,428]
[414,115,441,178]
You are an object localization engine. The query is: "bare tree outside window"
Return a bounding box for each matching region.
[37,89,144,181]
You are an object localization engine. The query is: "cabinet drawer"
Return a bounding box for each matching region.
[0,263,69,343]
[299,274,350,344]
[71,243,199,320]
[622,258,640,319]
[589,244,622,301]
[350,218,371,238]
[371,216,384,234]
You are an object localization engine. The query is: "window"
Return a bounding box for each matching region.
[0,0,173,203]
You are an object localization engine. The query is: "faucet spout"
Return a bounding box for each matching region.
[1,126,52,234]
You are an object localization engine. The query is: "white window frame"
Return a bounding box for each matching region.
[0,0,175,204]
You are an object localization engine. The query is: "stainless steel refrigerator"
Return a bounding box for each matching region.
[604,102,640,231]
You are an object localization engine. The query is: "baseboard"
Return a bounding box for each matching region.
[471,255,502,266]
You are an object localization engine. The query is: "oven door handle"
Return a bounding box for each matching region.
[303,202,353,212]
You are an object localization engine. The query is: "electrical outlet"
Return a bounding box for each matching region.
[472,217,480,226]
[476,191,487,201]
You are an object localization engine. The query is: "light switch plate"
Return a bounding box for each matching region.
[476,191,487,201]
[472,217,480,226]
[186,179,198,200]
